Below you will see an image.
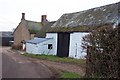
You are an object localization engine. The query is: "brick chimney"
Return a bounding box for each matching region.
[21,13,25,20]
[41,15,48,25]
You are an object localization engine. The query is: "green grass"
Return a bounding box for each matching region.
[23,53,86,66]
[60,71,81,78]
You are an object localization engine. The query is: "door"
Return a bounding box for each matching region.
[57,33,70,57]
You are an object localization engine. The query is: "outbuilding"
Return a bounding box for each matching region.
[26,2,119,59]
[46,32,89,59]
[26,38,56,55]
[0,32,14,46]
[46,2,119,59]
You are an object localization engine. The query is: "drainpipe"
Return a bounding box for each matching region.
[75,43,77,57]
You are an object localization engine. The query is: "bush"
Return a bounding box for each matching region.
[82,25,119,78]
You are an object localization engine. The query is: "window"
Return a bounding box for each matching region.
[48,44,52,49]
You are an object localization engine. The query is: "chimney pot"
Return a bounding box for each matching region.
[22,13,25,20]
[41,15,47,22]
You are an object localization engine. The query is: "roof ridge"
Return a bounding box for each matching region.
[50,1,119,32]
[63,1,119,15]
[26,20,41,23]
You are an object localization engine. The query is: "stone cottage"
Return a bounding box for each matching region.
[13,13,55,49]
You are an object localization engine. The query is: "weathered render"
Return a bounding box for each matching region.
[45,32,89,59]
[69,32,89,59]
[46,33,58,55]
[26,33,58,56]
[26,38,54,55]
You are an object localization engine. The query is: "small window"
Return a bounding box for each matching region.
[48,44,52,49]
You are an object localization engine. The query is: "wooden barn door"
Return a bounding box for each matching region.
[57,33,70,57]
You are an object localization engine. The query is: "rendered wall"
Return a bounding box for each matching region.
[69,32,89,59]
[46,33,58,55]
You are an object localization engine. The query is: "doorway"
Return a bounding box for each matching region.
[57,33,70,57]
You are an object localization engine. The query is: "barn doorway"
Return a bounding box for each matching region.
[57,33,70,57]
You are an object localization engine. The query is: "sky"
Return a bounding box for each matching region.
[0,0,120,31]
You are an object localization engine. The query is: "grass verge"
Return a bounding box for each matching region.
[22,53,85,78]
[22,53,86,67]
[59,71,81,78]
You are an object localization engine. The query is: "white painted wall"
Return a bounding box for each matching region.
[26,43,39,54]
[26,32,89,59]
[38,39,54,55]
[69,32,89,59]
[46,33,58,55]
[26,33,58,55]
[26,39,55,55]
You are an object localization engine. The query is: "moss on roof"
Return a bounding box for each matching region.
[48,23,113,32]
[35,21,56,37]
[49,2,119,32]
[26,20,43,34]
[48,26,90,32]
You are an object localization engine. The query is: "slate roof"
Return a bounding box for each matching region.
[35,21,56,37]
[26,20,43,34]
[26,38,53,44]
[49,2,120,32]
[14,19,43,35]
[0,32,13,37]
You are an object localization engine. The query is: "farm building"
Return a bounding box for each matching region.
[26,2,120,59]
[0,32,14,46]
[46,2,119,59]
[26,38,55,55]
[46,32,89,59]
[26,31,88,59]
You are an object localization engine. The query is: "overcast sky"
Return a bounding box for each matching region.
[0,0,119,31]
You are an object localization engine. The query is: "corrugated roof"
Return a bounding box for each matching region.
[26,38,53,44]
[0,32,13,37]
[49,2,120,32]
